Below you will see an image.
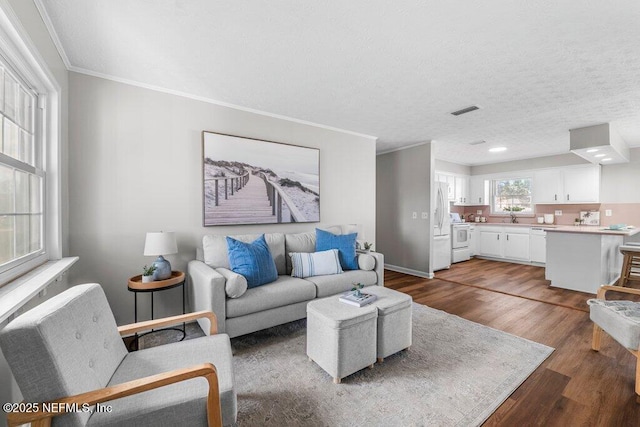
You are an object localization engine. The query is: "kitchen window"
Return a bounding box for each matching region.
[490,177,533,215]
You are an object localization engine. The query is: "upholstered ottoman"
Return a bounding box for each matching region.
[306,296,378,383]
[362,286,413,362]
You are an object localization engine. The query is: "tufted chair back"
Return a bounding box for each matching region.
[0,283,128,426]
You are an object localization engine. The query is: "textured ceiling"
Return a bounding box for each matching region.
[37,0,640,165]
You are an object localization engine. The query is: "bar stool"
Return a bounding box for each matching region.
[619,244,640,287]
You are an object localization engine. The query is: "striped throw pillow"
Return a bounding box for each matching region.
[289,249,344,278]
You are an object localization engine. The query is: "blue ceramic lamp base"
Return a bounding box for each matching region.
[152,255,172,280]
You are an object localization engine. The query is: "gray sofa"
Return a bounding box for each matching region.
[188,228,384,338]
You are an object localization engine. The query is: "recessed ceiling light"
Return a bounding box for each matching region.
[594,154,606,158]
[586,149,599,153]
[488,147,507,153]
[601,158,612,162]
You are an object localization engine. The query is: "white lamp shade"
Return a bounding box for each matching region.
[144,232,178,256]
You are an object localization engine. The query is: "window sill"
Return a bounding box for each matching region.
[0,257,78,324]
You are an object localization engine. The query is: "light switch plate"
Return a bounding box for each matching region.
[421,212,428,219]
[412,212,417,219]
[554,210,562,216]
[476,210,482,215]
[605,209,612,217]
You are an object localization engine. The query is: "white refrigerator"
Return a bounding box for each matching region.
[433,181,452,271]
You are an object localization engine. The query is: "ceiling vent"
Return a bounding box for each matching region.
[451,106,479,116]
[570,123,630,165]
[468,140,486,145]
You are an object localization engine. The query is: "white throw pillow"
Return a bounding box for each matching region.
[289,249,344,278]
[216,267,248,298]
[358,253,376,271]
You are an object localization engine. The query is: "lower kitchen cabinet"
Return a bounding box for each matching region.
[478,226,536,263]
[479,230,503,258]
[504,232,530,261]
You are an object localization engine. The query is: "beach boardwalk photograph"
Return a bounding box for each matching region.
[202,132,320,226]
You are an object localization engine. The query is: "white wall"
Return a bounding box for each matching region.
[376,143,434,276]
[600,148,640,203]
[435,159,471,176]
[68,72,377,324]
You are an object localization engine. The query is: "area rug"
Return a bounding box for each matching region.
[228,303,554,426]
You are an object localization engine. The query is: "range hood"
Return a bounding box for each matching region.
[570,123,630,164]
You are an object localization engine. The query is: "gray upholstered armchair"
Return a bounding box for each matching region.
[0,283,237,426]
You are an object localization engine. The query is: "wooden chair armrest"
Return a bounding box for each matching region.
[118,310,218,336]
[596,285,640,299]
[7,363,222,427]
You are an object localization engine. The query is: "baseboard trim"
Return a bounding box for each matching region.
[385,264,434,279]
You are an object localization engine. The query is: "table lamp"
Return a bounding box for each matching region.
[144,231,178,280]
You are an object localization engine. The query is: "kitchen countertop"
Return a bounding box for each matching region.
[464,222,639,235]
[546,225,639,236]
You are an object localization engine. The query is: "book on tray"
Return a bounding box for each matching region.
[339,291,377,307]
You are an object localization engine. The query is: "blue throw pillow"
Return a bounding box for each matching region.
[315,228,358,270]
[226,235,278,288]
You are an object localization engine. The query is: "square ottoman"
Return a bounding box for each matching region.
[306,296,378,384]
[362,286,413,362]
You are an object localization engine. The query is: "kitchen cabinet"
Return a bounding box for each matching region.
[530,228,546,263]
[469,176,489,205]
[469,225,478,256]
[477,226,532,262]
[504,232,530,261]
[479,230,503,258]
[454,176,469,204]
[533,165,600,204]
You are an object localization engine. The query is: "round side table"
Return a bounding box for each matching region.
[127,270,186,350]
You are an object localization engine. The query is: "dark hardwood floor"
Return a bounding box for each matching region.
[385,258,640,426]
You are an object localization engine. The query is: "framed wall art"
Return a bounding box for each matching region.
[202,131,320,226]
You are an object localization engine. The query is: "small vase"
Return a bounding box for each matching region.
[142,275,154,283]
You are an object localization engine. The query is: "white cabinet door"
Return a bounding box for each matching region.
[533,169,562,203]
[504,233,530,261]
[563,166,600,203]
[454,176,469,204]
[469,176,488,205]
[530,234,546,263]
[479,231,503,258]
[446,175,456,201]
[469,227,477,256]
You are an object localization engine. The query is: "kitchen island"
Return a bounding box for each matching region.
[545,226,640,294]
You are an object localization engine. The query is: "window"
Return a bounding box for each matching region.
[490,177,533,215]
[0,60,44,273]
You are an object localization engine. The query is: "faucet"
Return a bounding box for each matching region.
[510,212,518,223]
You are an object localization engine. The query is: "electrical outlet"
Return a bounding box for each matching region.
[476,210,482,215]
[554,210,562,216]
[421,212,428,219]
[605,209,612,217]
[412,212,417,219]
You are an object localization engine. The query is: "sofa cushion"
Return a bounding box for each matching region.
[203,233,286,275]
[290,249,343,278]
[216,267,248,298]
[316,228,358,270]
[284,231,316,273]
[226,235,278,288]
[226,275,317,318]
[91,334,236,427]
[305,270,378,298]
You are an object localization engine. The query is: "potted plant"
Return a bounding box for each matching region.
[351,283,365,297]
[142,265,157,283]
[362,242,373,253]
[574,218,581,226]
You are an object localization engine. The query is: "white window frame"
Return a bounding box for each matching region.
[489,176,534,216]
[0,1,62,286]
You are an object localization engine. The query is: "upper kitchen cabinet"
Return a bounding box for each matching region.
[469,176,489,205]
[533,165,600,204]
[454,176,470,205]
